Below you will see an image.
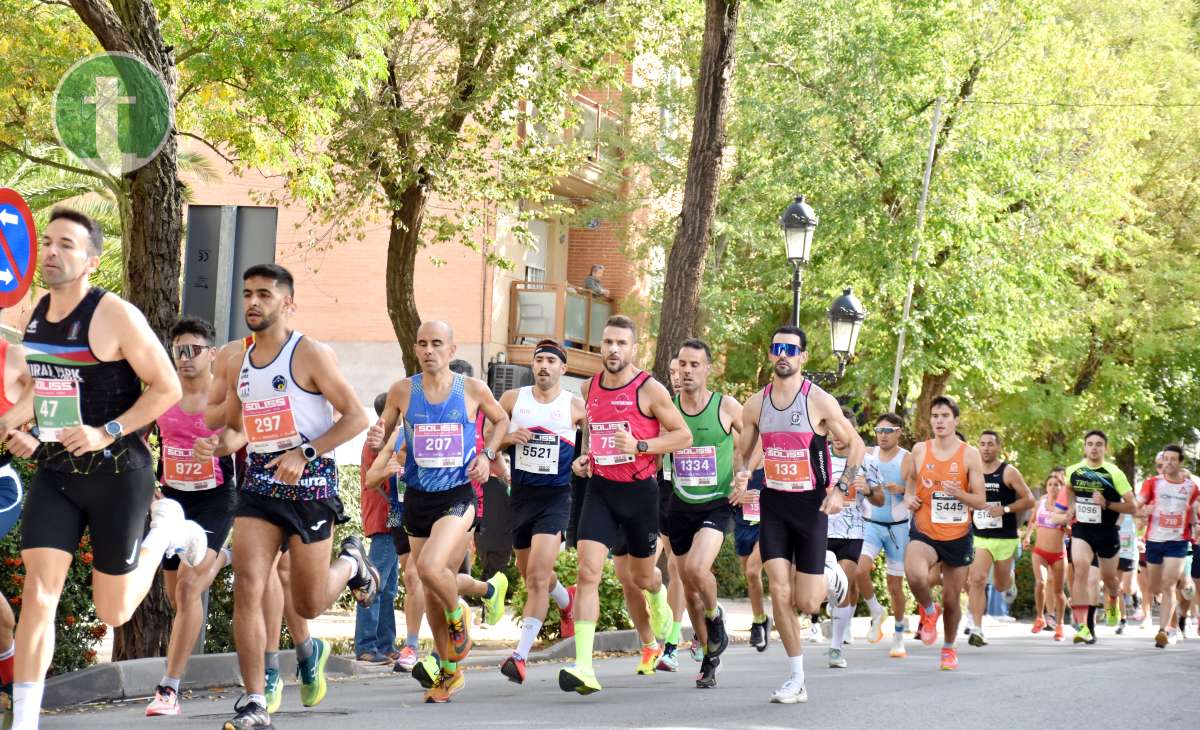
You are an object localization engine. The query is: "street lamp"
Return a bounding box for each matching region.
[781,195,818,326]
[828,287,867,378]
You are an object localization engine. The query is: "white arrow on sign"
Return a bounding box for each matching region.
[0,269,12,285]
[0,210,18,227]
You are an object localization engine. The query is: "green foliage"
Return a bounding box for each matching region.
[509,548,632,644]
[0,458,106,675]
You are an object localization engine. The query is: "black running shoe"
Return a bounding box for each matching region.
[223,698,273,730]
[339,535,380,606]
[705,604,729,658]
[968,631,987,647]
[695,654,720,689]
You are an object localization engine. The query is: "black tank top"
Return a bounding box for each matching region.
[973,461,1018,538]
[24,288,151,474]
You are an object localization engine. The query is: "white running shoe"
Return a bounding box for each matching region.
[150,498,185,530]
[889,632,907,658]
[824,551,848,607]
[808,622,825,643]
[770,678,808,704]
[167,520,208,567]
[867,606,886,643]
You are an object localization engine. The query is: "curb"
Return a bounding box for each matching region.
[43,628,671,709]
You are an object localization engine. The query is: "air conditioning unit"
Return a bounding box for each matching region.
[487,363,533,399]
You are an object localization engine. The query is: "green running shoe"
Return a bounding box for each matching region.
[558,665,602,695]
[413,654,440,689]
[483,572,509,626]
[264,667,283,714]
[297,638,329,707]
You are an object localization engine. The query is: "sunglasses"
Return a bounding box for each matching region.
[874,426,901,434]
[770,342,803,357]
[173,344,211,360]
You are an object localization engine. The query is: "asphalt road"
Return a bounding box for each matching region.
[45,629,1200,730]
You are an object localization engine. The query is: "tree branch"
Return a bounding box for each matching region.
[178,132,240,168]
[0,140,109,183]
[68,0,133,53]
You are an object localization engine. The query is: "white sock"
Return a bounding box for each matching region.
[867,595,884,614]
[247,692,267,709]
[160,675,181,692]
[339,554,360,577]
[220,546,233,567]
[515,617,542,660]
[788,654,804,683]
[142,526,172,559]
[12,681,44,730]
[550,581,570,609]
[833,605,853,650]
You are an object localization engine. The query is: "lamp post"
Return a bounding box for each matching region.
[780,195,818,327]
[780,196,867,384]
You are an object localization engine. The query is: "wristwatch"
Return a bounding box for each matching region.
[482,447,496,461]
[836,477,850,496]
[104,420,124,440]
[300,443,319,462]
[1003,505,1011,514]
[636,440,649,454]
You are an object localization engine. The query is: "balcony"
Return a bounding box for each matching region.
[518,96,623,199]
[507,280,614,376]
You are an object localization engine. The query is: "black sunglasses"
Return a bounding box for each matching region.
[173,344,212,360]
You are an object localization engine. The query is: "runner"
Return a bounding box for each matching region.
[1115,511,1139,634]
[145,318,241,716]
[0,333,31,714]
[655,359,688,672]
[666,339,743,687]
[1065,430,1137,645]
[732,325,862,704]
[213,264,376,729]
[734,461,770,652]
[1022,470,1070,640]
[856,412,911,657]
[903,396,988,671]
[966,431,1034,647]
[373,320,510,702]
[825,409,882,669]
[559,315,692,695]
[495,339,584,684]
[10,208,206,730]
[1138,444,1200,647]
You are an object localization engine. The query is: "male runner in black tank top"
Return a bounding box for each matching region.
[8,208,205,730]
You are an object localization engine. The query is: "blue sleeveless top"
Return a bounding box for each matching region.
[402,373,476,492]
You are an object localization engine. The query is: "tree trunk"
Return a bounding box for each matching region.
[1114,441,1136,486]
[70,0,184,659]
[385,183,430,375]
[651,0,740,384]
[912,370,951,442]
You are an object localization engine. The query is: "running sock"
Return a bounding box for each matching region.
[439,658,457,674]
[246,693,266,709]
[12,682,44,729]
[405,633,419,650]
[220,546,233,568]
[867,595,885,614]
[832,605,853,650]
[337,554,359,577]
[1086,606,1097,634]
[296,637,315,663]
[704,606,718,619]
[264,651,280,672]
[788,654,805,684]
[160,675,181,692]
[445,605,464,623]
[0,644,13,684]
[515,617,542,660]
[550,580,571,609]
[754,613,769,624]
[574,620,596,671]
[483,582,495,600]
[667,621,683,646]
[897,618,908,634]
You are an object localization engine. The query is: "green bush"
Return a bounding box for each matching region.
[0,457,106,675]
[1009,548,1036,619]
[713,535,749,598]
[510,548,632,642]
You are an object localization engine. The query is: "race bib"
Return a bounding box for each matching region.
[1155,511,1185,540]
[742,489,761,523]
[672,446,718,488]
[515,432,560,475]
[590,421,633,466]
[413,423,465,468]
[763,448,814,492]
[973,502,1003,530]
[243,396,302,454]
[1076,495,1102,524]
[33,379,83,442]
[163,444,217,491]
[931,492,969,524]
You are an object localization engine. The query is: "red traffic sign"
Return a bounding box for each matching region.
[0,188,38,309]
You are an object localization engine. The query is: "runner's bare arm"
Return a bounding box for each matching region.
[1005,464,1037,514]
[364,425,403,491]
[952,446,989,508]
[810,387,865,485]
[1,344,33,431]
[497,389,528,449]
[902,446,921,510]
[205,342,242,430]
[373,378,408,448]
[732,391,762,488]
[632,378,691,455]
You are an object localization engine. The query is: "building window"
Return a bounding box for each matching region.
[525,265,546,283]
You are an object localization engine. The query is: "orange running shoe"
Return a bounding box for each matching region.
[446,605,473,662]
[917,604,942,646]
[1054,625,1064,641]
[940,647,959,670]
[635,643,663,675]
[1032,617,1046,634]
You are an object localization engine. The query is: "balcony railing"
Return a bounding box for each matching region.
[507,280,614,375]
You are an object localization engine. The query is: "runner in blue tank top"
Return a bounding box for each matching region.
[371,320,510,703]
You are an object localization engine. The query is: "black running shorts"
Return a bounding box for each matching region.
[403,483,475,539]
[22,467,157,575]
[758,488,828,575]
[1071,523,1121,561]
[666,495,733,556]
[826,537,864,566]
[578,475,659,559]
[909,526,974,568]
[510,483,570,551]
[235,490,340,544]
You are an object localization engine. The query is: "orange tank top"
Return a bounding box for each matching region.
[913,439,972,540]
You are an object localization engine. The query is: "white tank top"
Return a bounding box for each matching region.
[508,386,575,486]
[237,331,335,455]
